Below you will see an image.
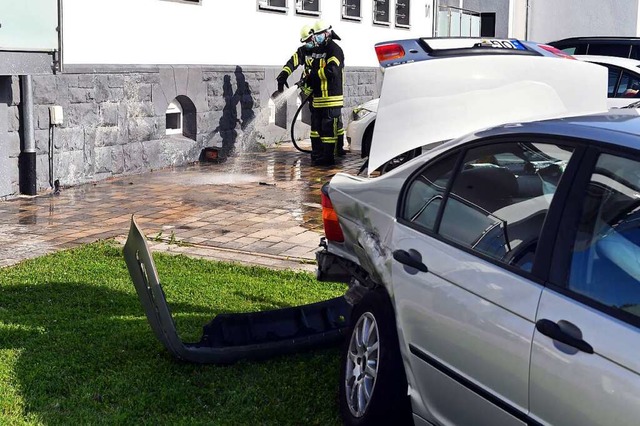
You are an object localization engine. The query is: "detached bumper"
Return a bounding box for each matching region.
[124,217,351,364]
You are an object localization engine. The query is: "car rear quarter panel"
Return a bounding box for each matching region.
[327,172,404,286]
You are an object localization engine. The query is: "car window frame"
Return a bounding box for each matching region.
[396,134,587,284]
[548,143,640,329]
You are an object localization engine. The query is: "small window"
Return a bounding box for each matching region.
[567,153,640,320]
[165,100,183,135]
[258,0,287,13]
[395,0,410,28]
[342,0,362,21]
[587,43,632,59]
[480,12,495,37]
[373,0,390,26]
[615,71,640,98]
[165,96,197,140]
[296,0,320,16]
[438,142,574,272]
[401,154,458,232]
[605,66,622,97]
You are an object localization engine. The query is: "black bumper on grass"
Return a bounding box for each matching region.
[123,217,351,364]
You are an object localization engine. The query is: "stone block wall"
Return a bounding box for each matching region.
[0,64,381,197]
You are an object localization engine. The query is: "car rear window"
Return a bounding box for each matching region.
[587,43,633,58]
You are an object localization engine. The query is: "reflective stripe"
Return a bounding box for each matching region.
[321,137,337,143]
[312,95,344,108]
[337,128,345,135]
[319,58,328,98]
[310,130,320,137]
[327,56,340,67]
[283,66,292,75]
[293,53,299,68]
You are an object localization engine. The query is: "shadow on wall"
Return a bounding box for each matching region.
[209,66,256,156]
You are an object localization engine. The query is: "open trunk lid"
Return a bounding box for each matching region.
[368,54,608,174]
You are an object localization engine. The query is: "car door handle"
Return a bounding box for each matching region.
[535,319,594,354]
[392,249,428,273]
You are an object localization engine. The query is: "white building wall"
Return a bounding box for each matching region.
[63,0,436,67]
[528,0,640,43]
[508,0,527,39]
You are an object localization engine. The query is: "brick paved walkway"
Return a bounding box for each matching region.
[0,145,363,271]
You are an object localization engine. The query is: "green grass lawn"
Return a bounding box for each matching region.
[0,242,347,425]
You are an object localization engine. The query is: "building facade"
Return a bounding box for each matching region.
[0,0,529,199]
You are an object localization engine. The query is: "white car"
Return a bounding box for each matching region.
[346,98,378,158]
[575,55,640,107]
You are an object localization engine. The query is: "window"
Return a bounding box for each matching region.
[342,0,361,21]
[480,12,495,37]
[568,153,640,320]
[373,0,390,26]
[437,6,480,37]
[402,154,458,232]
[587,43,632,59]
[258,0,287,13]
[165,96,197,140]
[436,142,574,271]
[615,71,640,98]
[296,0,320,15]
[605,66,622,97]
[165,100,182,135]
[395,0,410,28]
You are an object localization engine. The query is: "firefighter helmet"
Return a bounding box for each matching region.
[299,24,313,43]
[312,19,332,34]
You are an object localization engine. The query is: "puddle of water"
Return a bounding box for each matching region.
[179,173,263,186]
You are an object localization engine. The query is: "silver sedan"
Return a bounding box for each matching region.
[318,110,640,426]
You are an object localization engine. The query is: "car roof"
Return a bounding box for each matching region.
[472,110,640,151]
[550,36,640,44]
[375,37,565,68]
[575,54,640,71]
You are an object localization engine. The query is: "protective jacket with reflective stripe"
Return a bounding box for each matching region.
[281,46,314,79]
[307,39,344,109]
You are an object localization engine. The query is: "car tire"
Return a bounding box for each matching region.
[339,288,412,426]
[361,123,375,159]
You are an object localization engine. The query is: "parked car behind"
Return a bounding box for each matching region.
[549,36,640,60]
[315,38,640,426]
[575,55,640,107]
[346,38,573,160]
[346,98,378,158]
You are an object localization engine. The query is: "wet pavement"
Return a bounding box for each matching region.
[0,144,363,272]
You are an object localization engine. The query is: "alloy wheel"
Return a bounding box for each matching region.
[345,311,380,417]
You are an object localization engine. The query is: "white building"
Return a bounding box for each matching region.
[0,0,585,198]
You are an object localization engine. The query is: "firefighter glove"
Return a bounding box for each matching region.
[276,71,289,93]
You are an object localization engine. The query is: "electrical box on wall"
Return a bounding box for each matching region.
[49,105,63,126]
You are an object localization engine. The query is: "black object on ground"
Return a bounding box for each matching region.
[123,216,351,364]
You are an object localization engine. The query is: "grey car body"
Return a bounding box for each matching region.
[323,111,640,425]
[319,41,640,425]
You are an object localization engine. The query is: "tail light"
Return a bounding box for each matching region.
[321,186,345,243]
[375,43,405,64]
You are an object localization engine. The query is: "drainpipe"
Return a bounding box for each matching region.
[525,0,530,40]
[19,75,37,196]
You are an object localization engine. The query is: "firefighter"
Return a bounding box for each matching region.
[306,19,346,166]
[276,25,320,161]
[276,25,315,94]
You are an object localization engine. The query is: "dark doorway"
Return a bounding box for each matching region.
[480,13,496,37]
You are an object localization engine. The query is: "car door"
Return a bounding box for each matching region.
[391,138,578,425]
[530,148,640,426]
